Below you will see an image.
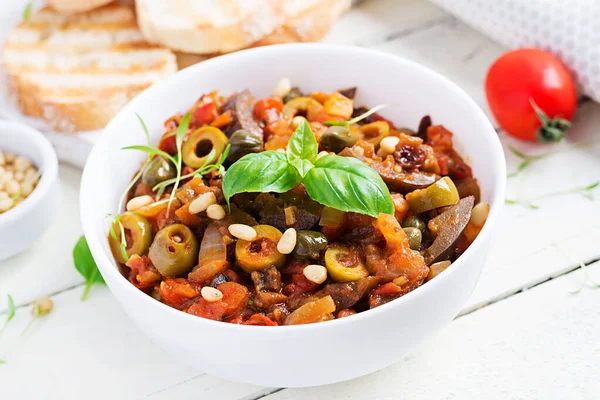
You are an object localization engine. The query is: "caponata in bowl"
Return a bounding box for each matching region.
[108,80,490,326]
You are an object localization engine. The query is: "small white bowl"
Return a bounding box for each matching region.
[81,44,506,387]
[0,121,60,260]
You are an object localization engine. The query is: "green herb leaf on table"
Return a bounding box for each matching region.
[0,295,15,335]
[222,151,301,205]
[0,359,5,364]
[73,236,105,301]
[304,155,394,217]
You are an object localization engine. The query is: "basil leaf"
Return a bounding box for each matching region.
[304,155,394,217]
[222,151,301,203]
[290,158,313,178]
[287,120,318,163]
[73,236,105,301]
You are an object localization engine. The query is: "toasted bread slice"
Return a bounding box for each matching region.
[47,0,116,13]
[252,0,351,46]
[2,5,177,132]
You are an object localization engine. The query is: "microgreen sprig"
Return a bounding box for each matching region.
[108,215,129,263]
[323,104,392,127]
[0,295,15,336]
[507,146,552,178]
[506,181,600,209]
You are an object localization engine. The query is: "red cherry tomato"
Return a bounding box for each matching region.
[485,48,577,142]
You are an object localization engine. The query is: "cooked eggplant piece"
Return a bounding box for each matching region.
[424,196,474,265]
[338,87,357,100]
[235,90,263,136]
[416,115,432,140]
[455,176,481,204]
[370,160,438,193]
[317,276,380,311]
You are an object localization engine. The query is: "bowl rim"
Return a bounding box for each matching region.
[81,43,506,332]
[0,120,59,225]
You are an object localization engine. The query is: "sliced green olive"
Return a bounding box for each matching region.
[319,126,357,153]
[149,224,199,277]
[403,227,422,250]
[227,129,264,162]
[283,97,323,119]
[324,245,368,282]
[401,215,426,233]
[142,156,176,187]
[405,176,460,213]
[292,231,328,260]
[235,225,285,273]
[181,126,229,168]
[109,212,152,263]
[360,121,389,147]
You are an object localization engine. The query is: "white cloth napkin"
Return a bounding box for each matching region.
[429,0,600,102]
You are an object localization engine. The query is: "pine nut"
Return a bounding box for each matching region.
[316,151,329,160]
[189,192,216,214]
[273,77,292,98]
[380,136,400,154]
[25,167,37,182]
[393,164,403,173]
[206,204,226,220]
[5,180,19,196]
[126,195,154,211]
[4,152,15,162]
[291,116,306,129]
[14,171,24,182]
[303,264,327,284]
[0,198,12,212]
[352,146,365,157]
[277,228,297,254]
[13,156,31,172]
[0,151,5,165]
[276,148,286,153]
[228,224,257,241]
[20,182,33,196]
[35,296,54,314]
[0,191,7,200]
[470,202,490,227]
[201,286,223,302]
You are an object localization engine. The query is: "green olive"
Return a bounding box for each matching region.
[235,225,285,273]
[181,126,229,168]
[319,126,357,153]
[406,177,460,213]
[149,224,199,277]
[142,156,176,187]
[403,227,422,250]
[401,215,426,233]
[360,121,390,147]
[292,231,328,260]
[324,245,368,282]
[227,129,264,162]
[109,212,152,263]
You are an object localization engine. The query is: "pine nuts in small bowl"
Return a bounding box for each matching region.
[0,121,60,261]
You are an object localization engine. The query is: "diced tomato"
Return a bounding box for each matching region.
[159,278,200,309]
[193,101,217,126]
[243,313,278,326]
[426,125,454,150]
[158,132,177,155]
[187,282,249,321]
[126,255,161,290]
[284,273,320,296]
[254,97,283,121]
[371,282,403,297]
[210,111,233,128]
[437,154,449,176]
[175,202,204,227]
[450,157,473,180]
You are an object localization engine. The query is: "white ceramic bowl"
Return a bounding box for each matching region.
[80,44,506,387]
[0,121,60,260]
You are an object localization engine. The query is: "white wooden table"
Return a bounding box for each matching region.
[1,1,600,398]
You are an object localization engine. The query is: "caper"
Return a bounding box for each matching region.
[227,129,264,162]
[108,212,152,263]
[319,126,357,153]
[403,227,422,250]
[292,231,328,260]
[149,224,199,277]
[142,156,176,187]
[402,215,426,233]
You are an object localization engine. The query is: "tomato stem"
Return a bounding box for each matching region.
[530,99,571,143]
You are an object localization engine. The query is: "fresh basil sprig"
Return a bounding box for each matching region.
[222,120,394,217]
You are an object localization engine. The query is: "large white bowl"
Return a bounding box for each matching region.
[80,44,506,387]
[0,121,60,260]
